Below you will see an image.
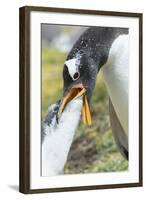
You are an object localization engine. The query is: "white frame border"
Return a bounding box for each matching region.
[30,10,140,190]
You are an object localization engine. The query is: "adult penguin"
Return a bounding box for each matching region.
[57,26,129,160]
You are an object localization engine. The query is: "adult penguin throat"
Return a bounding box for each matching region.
[58,83,92,127]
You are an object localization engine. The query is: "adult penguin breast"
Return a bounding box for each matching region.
[101,34,129,136]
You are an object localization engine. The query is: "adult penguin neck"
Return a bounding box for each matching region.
[101,34,129,135]
[67,27,128,71]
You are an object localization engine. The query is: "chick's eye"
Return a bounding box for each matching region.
[73,72,80,80]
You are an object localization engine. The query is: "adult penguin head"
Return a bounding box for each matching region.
[57,44,99,127]
[56,28,105,127]
[63,52,98,100]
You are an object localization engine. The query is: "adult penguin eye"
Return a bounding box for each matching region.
[73,72,80,80]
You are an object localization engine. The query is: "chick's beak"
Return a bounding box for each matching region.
[58,83,92,127]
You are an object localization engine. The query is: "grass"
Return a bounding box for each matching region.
[42,48,128,174]
[42,48,67,116]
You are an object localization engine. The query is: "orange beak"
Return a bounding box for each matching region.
[58,83,92,127]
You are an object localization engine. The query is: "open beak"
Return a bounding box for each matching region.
[58,83,92,127]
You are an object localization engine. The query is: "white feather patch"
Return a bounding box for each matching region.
[65,58,79,80]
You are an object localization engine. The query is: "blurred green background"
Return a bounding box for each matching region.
[42,25,128,174]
